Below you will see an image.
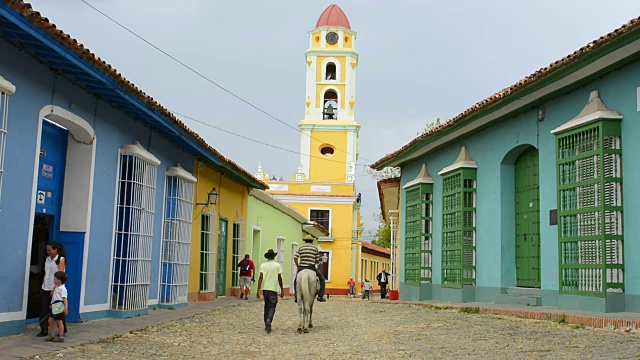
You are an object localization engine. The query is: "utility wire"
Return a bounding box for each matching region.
[79,0,378,164]
[172,110,370,168]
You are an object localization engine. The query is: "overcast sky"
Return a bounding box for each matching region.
[24,0,640,238]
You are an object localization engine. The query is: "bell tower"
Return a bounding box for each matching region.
[299,4,360,182]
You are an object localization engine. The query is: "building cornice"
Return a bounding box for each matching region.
[271,194,356,204]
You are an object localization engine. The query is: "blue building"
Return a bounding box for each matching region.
[374,16,640,313]
[0,1,264,337]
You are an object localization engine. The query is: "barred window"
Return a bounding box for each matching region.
[199,213,216,292]
[231,222,244,287]
[0,75,16,208]
[403,181,433,286]
[111,143,159,311]
[160,166,196,305]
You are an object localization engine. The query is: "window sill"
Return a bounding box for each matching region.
[318,236,335,242]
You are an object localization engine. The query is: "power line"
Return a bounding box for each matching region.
[172,110,370,168]
[78,0,378,164]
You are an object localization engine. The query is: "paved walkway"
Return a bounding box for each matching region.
[2,295,640,359]
[0,297,243,360]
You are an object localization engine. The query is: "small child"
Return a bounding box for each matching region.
[46,271,68,342]
[362,279,371,300]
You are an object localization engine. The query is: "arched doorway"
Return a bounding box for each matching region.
[26,106,95,323]
[514,147,540,288]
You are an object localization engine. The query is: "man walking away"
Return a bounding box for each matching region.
[238,254,255,300]
[294,234,326,302]
[257,249,283,334]
[377,268,390,299]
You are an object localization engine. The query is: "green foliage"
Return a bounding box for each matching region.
[556,314,567,324]
[417,118,442,136]
[459,307,480,314]
[370,213,391,249]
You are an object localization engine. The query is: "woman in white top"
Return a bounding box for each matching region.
[37,242,66,337]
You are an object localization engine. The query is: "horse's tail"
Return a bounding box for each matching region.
[301,270,310,303]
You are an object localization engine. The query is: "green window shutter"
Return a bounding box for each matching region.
[404,183,433,285]
[555,120,623,297]
[442,168,477,288]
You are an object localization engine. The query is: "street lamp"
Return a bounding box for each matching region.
[197,187,219,206]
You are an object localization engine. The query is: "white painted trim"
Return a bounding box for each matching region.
[308,207,332,237]
[383,38,640,167]
[321,57,342,83]
[438,161,478,176]
[120,142,160,166]
[550,110,623,134]
[166,164,197,183]
[637,87,640,112]
[317,246,333,282]
[310,26,357,36]
[21,116,45,321]
[0,311,23,322]
[80,303,110,313]
[0,75,16,94]
[271,194,356,204]
[305,49,359,59]
[107,151,122,310]
[298,121,361,132]
[148,299,158,306]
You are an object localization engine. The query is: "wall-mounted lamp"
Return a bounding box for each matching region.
[537,106,545,122]
[197,187,219,206]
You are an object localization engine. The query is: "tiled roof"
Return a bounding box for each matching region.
[2,0,267,190]
[361,241,391,256]
[371,16,640,169]
[316,4,351,30]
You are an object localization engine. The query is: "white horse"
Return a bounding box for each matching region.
[296,269,318,333]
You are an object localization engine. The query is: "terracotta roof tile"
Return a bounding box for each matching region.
[371,16,640,169]
[2,0,267,189]
[362,241,391,256]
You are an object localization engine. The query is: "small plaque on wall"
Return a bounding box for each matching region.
[549,209,558,226]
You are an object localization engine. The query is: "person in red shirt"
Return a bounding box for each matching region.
[238,254,255,300]
[347,277,356,298]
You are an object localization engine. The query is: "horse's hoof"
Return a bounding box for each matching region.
[303,329,309,333]
[297,328,303,334]
[308,324,313,328]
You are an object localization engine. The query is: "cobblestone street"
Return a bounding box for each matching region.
[30,297,640,359]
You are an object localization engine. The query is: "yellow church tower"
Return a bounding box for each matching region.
[256,4,363,295]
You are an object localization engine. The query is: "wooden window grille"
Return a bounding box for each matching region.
[403,183,433,286]
[442,169,476,288]
[231,223,244,287]
[556,122,624,296]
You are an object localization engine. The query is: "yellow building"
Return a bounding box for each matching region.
[256,4,364,295]
[188,158,267,302]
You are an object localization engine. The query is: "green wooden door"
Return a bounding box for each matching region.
[216,218,228,296]
[515,147,541,288]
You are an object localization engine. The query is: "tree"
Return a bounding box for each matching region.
[371,213,391,249]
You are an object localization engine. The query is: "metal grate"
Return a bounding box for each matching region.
[0,91,9,208]
[556,123,624,296]
[111,154,158,311]
[160,175,195,305]
[442,168,477,288]
[199,213,216,292]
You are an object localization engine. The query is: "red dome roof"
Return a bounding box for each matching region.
[315,4,351,30]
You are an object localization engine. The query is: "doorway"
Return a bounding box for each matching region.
[27,120,68,320]
[514,147,541,288]
[216,218,228,296]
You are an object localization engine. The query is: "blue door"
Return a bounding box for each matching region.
[31,120,83,322]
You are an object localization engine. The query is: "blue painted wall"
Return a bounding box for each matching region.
[0,35,194,332]
[398,59,640,308]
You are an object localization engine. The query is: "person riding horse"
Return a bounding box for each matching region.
[294,234,326,302]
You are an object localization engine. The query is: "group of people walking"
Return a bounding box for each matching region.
[348,268,391,300]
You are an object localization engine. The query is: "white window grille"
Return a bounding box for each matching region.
[231,222,244,287]
[199,212,216,292]
[276,237,285,265]
[0,75,16,209]
[160,166,196,305]
[111,142,160,311]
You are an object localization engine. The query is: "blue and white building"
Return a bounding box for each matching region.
[0,1,265,337]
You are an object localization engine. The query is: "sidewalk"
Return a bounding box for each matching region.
[374,297,640,331]
[0,297,245,360]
